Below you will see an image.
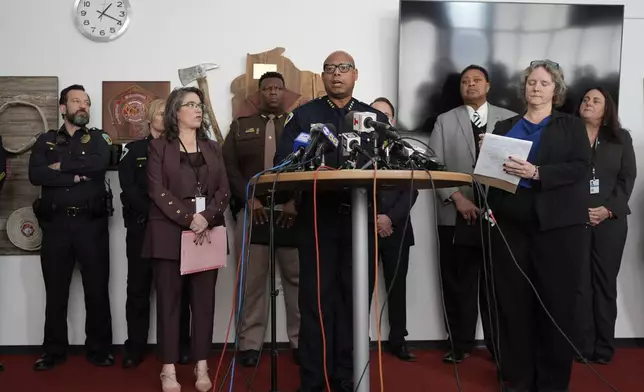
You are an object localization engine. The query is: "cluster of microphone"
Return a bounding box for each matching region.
[281,111,444,171]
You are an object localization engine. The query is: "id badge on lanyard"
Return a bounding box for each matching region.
[195,184,206,213]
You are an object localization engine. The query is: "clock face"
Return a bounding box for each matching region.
[74,0,131,42]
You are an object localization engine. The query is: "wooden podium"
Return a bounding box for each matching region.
[253,169,472,392]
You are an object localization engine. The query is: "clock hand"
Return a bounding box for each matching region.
[101,12,121,23]
[97,3,113,20]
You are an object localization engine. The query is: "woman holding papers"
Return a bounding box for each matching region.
[480,60,591,392]
[573,87,636,365]
[142,87,230,392]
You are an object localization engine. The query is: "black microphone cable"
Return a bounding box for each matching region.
[353,165,463,392]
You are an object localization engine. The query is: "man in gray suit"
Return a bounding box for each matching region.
[428,64,516,363]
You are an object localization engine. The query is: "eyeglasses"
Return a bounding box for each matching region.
[323,63,355,74]
[181,102,205,110]
[530,59,559,69]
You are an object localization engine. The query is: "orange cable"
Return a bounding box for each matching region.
[372,165,384,391]
[314,165,334,392]
[212,216,248,391]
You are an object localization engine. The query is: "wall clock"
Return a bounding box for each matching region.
[74,0,132,42]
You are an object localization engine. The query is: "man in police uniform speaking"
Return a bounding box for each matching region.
[29,84,114,371]
[274,51,389,392]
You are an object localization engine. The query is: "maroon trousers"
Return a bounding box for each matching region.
[153,258,218,364]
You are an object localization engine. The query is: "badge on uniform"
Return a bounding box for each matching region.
[80,133,91,144]
[284,112,293,126]
[590,179,600,194]
[120,145,129,161]
[102,133,113,145]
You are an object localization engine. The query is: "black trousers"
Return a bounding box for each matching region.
[437,225,494,355]
[296,207,375,390]
[574,218,627,359]
[368,232,410,346]
[40,215,112,356]
[491,218,589,390]
[154,259,218,364]
[123,224,192,357]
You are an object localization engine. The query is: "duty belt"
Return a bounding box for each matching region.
[60,206,88,217]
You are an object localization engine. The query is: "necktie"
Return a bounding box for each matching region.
[264,114,276,170]
[472,111,482,128]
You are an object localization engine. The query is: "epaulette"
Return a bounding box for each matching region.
[88,127,102,132]
[47,129,57,133]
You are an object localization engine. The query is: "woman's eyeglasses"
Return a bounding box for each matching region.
[181,102,205,110]
[530,59,559,69]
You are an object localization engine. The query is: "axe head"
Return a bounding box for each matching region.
[178,63,219,86]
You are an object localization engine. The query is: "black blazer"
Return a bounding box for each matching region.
[491,111,591,231]
[591,128,636,218]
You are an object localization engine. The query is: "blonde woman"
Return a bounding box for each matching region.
[481,60,591,392]
[118,99,191,368]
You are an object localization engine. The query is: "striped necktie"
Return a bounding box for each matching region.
[472,111,482,128]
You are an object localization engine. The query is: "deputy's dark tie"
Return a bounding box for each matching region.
[264,114,276,170]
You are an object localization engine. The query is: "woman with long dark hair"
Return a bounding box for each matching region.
[141,87,230,392]
[574,86,636,364]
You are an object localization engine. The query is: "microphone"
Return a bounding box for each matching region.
[314,123,339,158]
[292,132,310,160]
[347,111,377,133]
[302,123,339,163]
[340,132,370,158]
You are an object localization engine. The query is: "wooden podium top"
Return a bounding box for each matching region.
[251,170,472,192]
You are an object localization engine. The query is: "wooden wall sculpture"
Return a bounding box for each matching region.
[230,47,327,121]
[0,77,59,255]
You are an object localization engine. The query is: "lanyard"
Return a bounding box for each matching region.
[178,137,203,196]
[591,138,599,179]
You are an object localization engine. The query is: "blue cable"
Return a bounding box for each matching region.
[228,159,292,392]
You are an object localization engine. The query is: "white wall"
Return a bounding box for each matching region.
[0,0,643,347]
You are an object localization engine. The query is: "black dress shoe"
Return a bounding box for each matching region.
[332,380,353,392]
[389,342,416,362]
[239,349,259,367]
[86,352,115,367]
[178,345,191,365]
[443,350,470,363]
[33,353,66,371]
[0,363,4,371]
[122,352,142,369]
[589,354,611,365]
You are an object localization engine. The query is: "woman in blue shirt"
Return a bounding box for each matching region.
[480,60,591,392]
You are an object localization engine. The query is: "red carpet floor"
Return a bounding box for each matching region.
[0,348,640,391]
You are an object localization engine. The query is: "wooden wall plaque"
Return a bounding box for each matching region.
[0,76,59,255]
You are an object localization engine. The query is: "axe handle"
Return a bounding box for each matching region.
[196,77,224,144]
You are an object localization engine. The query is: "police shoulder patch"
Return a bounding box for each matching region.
[102,133,113,145]
[284,112,294,126]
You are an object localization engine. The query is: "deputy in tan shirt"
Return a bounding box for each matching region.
[222,71,300,367]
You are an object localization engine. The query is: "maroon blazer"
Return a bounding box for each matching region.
[141,136,230,260]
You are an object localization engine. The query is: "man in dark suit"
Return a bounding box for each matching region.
[369,98,418,361]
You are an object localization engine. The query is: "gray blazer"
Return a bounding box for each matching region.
[428,103,517,226]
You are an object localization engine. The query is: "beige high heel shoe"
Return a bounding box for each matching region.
[160,371,181,392]
[194,365,212,392]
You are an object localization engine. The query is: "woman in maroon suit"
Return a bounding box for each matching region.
[142,86,230,392]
